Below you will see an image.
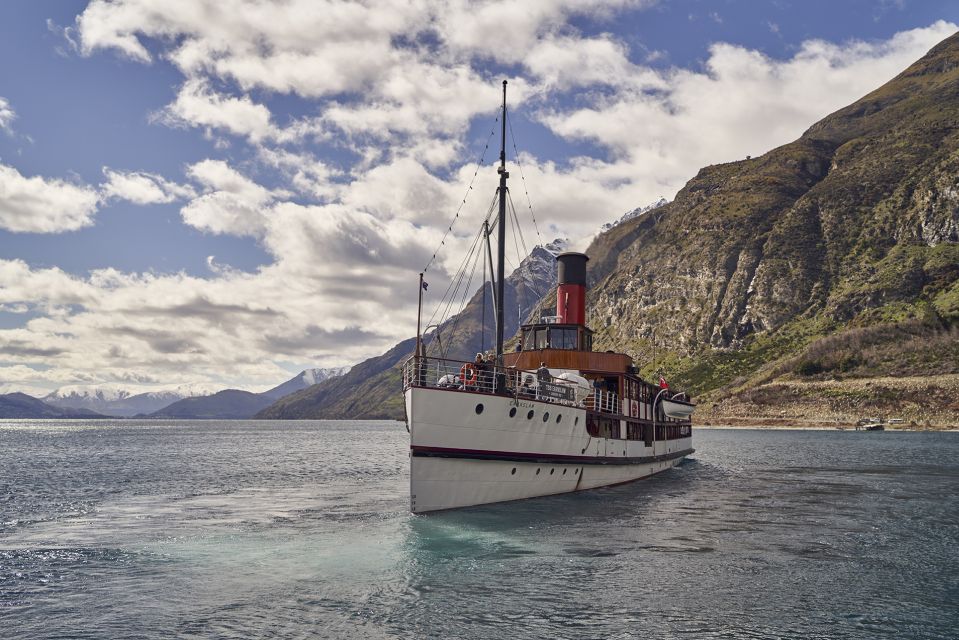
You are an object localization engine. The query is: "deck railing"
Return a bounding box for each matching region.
[402,356,629,413]
[402,356,584,406]
[586,390,621,415]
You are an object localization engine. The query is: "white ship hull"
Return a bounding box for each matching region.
[406,386,692,513]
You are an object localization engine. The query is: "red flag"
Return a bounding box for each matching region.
[658,376,669,390]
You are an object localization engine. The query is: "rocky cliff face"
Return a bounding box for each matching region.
[585,33,959,396]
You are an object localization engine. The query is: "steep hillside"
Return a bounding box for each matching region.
[257,242,564,420]
[261,367,350,400]
[584,32,959,423]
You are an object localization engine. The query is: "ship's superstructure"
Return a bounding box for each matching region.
[402,82,694,513]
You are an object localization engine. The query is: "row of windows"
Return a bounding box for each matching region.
[474,402,689,442]
[586,415,691,442]
[520,326,592,351]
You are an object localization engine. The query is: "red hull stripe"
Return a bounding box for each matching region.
[410,445,694,466]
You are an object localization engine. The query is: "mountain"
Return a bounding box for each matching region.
[601,197,668,232]
[262,33,959,426]
[144,389,276,419]
[41,368,349,419]
[45,383,219,417]
[262,367,351,400]
[581,32,959,425]
[0,393,107,419]
[256,240,567,419]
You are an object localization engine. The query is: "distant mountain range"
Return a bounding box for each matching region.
[143,389,277,419]
[1,367,350,419]
[0,393,107,419]
[261,367,350,400]
[44,383,221,417]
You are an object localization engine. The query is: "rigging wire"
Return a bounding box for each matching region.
[424,191,497,331]
[507,111,544,249]
[424,225,485,355]
[437,235,486,359]
[423,192,499,357]
[422,112,500,275]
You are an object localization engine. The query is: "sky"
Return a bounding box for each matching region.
[0,0,957,396]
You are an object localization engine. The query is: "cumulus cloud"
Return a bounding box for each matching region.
[0,164,100,233]
[101,167,196,204]
[180,159,278,236]
[0,97,15,134]
[155,78,276,142]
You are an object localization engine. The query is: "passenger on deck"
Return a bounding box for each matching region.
[536,362,551,384]
[475,352,491,389]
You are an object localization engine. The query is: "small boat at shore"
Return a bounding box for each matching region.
[402,82,695,513]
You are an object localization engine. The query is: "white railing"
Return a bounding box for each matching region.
[401,356,633,415]
[402,356,580,406]
[586,390,621,415]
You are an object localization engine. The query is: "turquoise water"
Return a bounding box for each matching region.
[1,421,957,639]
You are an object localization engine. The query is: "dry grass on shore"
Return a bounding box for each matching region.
[697,374,959,430]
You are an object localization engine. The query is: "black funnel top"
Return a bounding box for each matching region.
[556,252,589,286]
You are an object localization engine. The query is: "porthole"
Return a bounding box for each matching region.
[562,469,567,475]
[536,468,541,475]
[509,407,517,418]
[575,416,579,426]
[511,467,516,475]
[543,412,550,422]
[575,468,580,475]
[475,403,484,415]
[556,414,562,423]
[581,448,586,454]
[527,410,535,420]
[550,468,555,475]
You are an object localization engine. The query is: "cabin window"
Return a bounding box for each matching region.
[535,328,549,349]
[587,414,599,437]
[523,330,536,350]
[552,327,577,350]
[587,414,620,439]
[626,421,643,440]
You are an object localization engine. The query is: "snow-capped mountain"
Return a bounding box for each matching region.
[45,383,220,417]
[262,367,351,400]
[601,197,669,232]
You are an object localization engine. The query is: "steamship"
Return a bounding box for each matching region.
[402,82,695,513]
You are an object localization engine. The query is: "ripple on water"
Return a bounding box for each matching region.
[1,422,958,639]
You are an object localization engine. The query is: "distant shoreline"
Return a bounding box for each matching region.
[695,419,958,432]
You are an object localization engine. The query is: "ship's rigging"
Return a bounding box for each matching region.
[416,80,550,364]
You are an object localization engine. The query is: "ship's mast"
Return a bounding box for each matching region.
[495,80,508,363]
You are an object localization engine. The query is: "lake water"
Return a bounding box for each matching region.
[1,421,957,639]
